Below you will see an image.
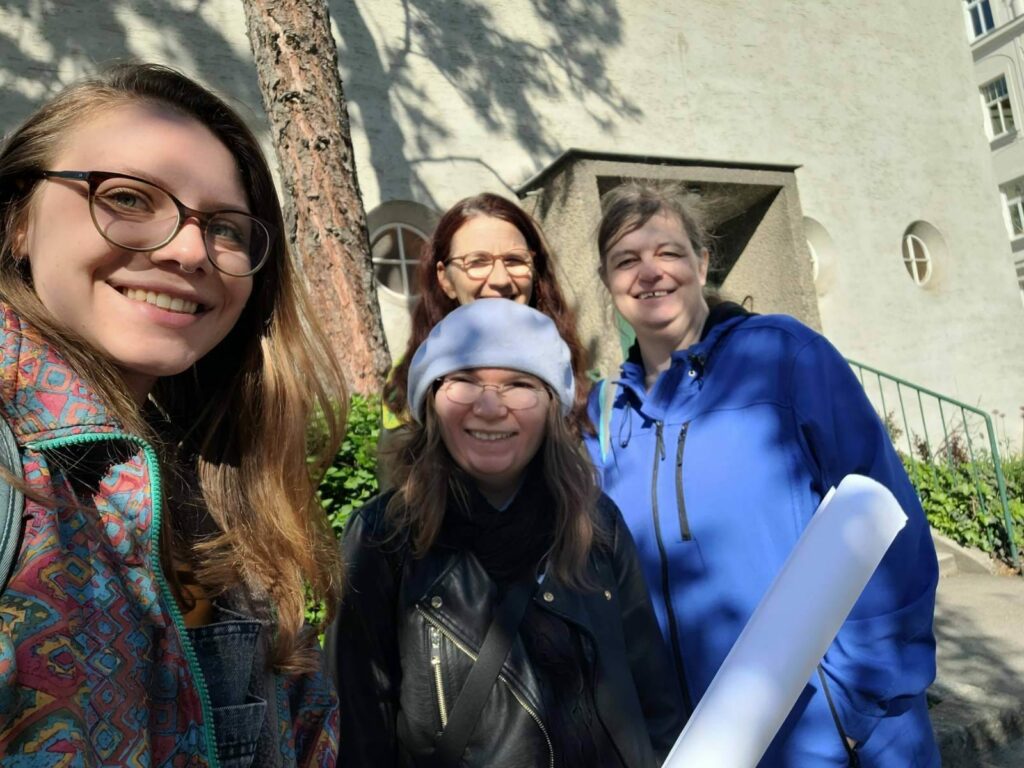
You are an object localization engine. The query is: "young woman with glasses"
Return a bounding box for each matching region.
[381,193,591,444]
[329,298,686,767]
[0,64,345,766]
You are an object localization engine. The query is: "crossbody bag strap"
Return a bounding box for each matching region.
[0,414,24,594]
[431,578,536,767]
[816,665,861,767]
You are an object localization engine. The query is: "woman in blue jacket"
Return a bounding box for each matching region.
[585,182,940,767]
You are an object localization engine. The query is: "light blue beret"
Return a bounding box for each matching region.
[407,298,574,422]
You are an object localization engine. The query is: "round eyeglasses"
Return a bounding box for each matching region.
[36,170,273,277]
[439,377,544,411]
[444,248,535,281]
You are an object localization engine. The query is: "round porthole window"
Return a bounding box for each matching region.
[802,217,838,297]
[901,233,931,286]
[370,223,429,297]
[900,222,945,289]
[366,201,439,298]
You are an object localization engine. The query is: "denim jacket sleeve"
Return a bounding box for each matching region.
[789,335,938,745]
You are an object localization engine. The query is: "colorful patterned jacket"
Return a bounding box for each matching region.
[0,306,339,767]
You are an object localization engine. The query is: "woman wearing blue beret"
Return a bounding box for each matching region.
[328,298,686,767]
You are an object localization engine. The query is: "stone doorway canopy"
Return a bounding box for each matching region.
[514,149,820,378]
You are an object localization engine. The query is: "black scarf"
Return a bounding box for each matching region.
[439,460,555,585]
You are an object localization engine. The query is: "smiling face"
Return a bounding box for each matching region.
[602,209,709,347]
[434,367,550,505]
[18,102,254,401]
[436,215,534,306]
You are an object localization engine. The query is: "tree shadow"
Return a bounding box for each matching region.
[329,0,643,205]
[0,0,267,138]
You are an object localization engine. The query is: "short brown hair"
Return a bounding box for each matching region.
[598,180,711,269]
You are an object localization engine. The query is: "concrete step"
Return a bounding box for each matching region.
[932,530,995,577]
[937,549,958,578]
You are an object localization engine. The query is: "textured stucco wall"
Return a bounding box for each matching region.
[0,1,271,162]
[2,0,1021,441]
[328,0,1024,436]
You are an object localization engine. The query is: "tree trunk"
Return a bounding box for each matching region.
[242,0,389,394]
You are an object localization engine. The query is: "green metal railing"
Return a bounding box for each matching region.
[847,359,1020,571]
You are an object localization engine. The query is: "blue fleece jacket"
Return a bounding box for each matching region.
[585,310,939,767]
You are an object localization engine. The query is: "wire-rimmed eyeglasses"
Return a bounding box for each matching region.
[438,376,544,410]
[444,248,535,281]
[35,170,273,277]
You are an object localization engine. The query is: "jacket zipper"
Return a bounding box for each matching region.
[33,432,221,768]
[416,606,554,768]
[429,625,449,729]
[650,421,693,711]
[675,423,691,541]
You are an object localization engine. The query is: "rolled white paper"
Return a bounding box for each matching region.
[663,474,908,768]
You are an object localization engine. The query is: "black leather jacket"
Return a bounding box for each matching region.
[327,492,686,767]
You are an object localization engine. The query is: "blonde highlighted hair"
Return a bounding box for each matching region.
[0,63,346,672]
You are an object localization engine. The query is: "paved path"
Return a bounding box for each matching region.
[931,572,1024,766]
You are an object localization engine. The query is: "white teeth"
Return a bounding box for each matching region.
[122,288,199,315]
[469,430,514,441]
[638,290,671,300]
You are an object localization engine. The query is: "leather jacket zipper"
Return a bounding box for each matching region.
[416,607,554,768]
[651,422,693,711]
[675,423,691,541]
[429,625,449,729]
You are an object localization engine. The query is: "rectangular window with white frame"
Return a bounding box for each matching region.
[982,76,1015,138]
[965,0,996,39]
[1016,257,1024,308]
[1002,180,1024,239]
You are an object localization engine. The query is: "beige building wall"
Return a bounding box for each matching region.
[968,0,1024,306]
[2,0,1022,443]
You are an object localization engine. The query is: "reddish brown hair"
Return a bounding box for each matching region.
[384,193,592,435]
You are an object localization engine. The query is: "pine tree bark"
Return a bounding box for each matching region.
[243,0,389,394]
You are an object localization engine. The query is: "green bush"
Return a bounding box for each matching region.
[306,393,382,626]
[319,393,381,536]
[904,453,1024,566]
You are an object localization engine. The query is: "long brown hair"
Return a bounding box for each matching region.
[386,385,603,587]
[384,193,592,434]
[0,63,346,672]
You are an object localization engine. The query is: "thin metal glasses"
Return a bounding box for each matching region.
[439,376,544,410]
[36,170,273,276]
[444,248,534,280]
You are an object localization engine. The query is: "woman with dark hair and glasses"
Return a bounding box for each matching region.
[381,193,591,441]
[0,64,345,765]
[329,298,686,767]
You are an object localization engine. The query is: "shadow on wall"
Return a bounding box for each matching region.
[329,0,644,206]
[0,0,267,138]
